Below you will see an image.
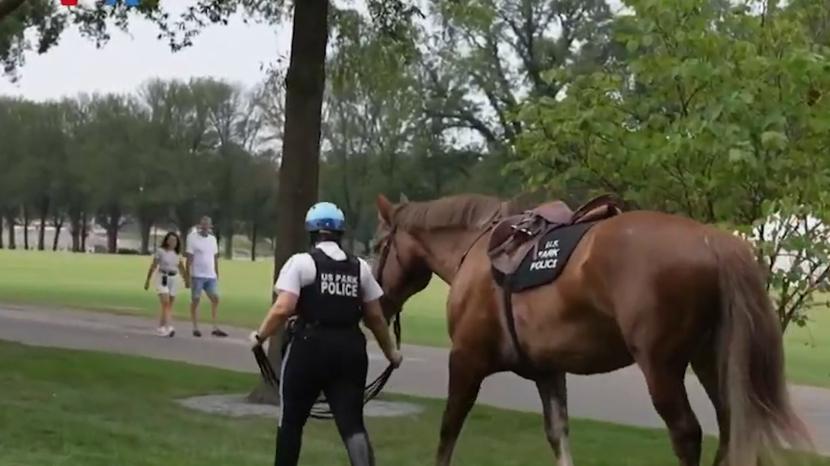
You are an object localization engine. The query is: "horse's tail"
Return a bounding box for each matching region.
[711,232,812,465]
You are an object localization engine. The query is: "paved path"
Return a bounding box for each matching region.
[1,305,829,454]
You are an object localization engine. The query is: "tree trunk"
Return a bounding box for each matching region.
[139,220,152,255]
[23,206,29,250]
[0,216,4,249]
[81,211,88,252]
[37,217,46,250]
[71,221,81,252]
[69,206,82,252]
[105,205,122,253]
[247,0,329,405]
[6,211,16,250]
[174,203,196,252]
[37,197,50,251]
[224,221,234,260]
[250,222,258,262]
[52,215,64,251]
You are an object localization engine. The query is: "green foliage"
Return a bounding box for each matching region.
[0,0,62,80]
[319,9,425,250]
[311,8,512,250]
[515,0,830,330]
[421,0,615,150]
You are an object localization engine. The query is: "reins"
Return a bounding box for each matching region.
[455,204,505,273]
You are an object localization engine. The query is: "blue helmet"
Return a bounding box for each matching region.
[305,202,346,232]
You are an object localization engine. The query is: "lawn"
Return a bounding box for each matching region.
[0,341,826,466]
[0,249,828,388]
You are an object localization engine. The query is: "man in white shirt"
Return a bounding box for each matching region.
[186,216,227,337]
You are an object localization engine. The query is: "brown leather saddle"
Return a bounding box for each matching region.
[487,194,623,277]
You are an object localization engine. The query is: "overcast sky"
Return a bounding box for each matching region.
[0,3,291,101]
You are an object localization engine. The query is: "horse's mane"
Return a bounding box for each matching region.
[392,193,524,231]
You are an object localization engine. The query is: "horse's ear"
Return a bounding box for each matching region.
[399,192,409,203]
[376,194,393,224]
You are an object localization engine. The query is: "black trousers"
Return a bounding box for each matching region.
[275,327,373,466]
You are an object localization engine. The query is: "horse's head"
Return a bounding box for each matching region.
[372,194,433,320]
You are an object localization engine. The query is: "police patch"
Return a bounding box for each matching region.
[319,272,360,298]
[492,221,596,292]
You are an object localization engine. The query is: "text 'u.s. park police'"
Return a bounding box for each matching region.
[320,273,359,297]
[529,240,559,271]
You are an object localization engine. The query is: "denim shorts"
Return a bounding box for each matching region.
[191,277,219,300]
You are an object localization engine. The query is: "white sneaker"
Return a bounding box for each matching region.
[166,326,176,337]
[156,326,168,336]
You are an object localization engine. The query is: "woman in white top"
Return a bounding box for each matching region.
[144,232,189,337]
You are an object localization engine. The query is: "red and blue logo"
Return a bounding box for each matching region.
[61,0,141,6]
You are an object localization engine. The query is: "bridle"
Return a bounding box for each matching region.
[372,223,404,348]
[351,224,403,406]
[374,225,404,291]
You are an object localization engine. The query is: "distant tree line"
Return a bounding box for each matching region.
[0,78,280,259]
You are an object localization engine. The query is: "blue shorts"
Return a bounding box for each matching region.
[191,277,219,300]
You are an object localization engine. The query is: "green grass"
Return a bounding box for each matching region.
[0,249,828,388]
[0,341,826,466]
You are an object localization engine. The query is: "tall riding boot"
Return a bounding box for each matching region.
[274,425,303,466]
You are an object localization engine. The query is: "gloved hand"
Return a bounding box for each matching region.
[388,349,403,369]
[248,331,265,349]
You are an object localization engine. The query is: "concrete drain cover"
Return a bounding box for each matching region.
[177,394,423,419]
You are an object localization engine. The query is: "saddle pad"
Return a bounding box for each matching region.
[492,221,597,292]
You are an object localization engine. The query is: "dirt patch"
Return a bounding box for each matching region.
[177,393,423,419]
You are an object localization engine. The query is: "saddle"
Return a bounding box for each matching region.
[487,194,623,277]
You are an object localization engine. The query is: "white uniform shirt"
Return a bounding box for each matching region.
[274,241,383,303]
[186,231,219,279]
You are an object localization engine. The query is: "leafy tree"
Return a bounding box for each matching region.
[61,95,97,252]
[206,81,265,259]
[787,0,830,46]
[238,152,279,261]
[515,0,830,331]
[0,97,25,249]
[20,101,68,250]
[317,9,422,251]
[421,0,614,151]
[81,94,146,253]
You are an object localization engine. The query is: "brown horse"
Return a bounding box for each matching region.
[371,193,811,466]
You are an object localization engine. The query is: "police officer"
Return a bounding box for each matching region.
[249,201,402,466]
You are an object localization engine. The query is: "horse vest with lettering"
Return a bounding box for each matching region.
[492,222,597,293]
[296,248,363,328]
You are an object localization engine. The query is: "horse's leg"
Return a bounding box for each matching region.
[436,349,484,466]
[640,361,702,466]
[536,372,574,466]
[691,350,729,466]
